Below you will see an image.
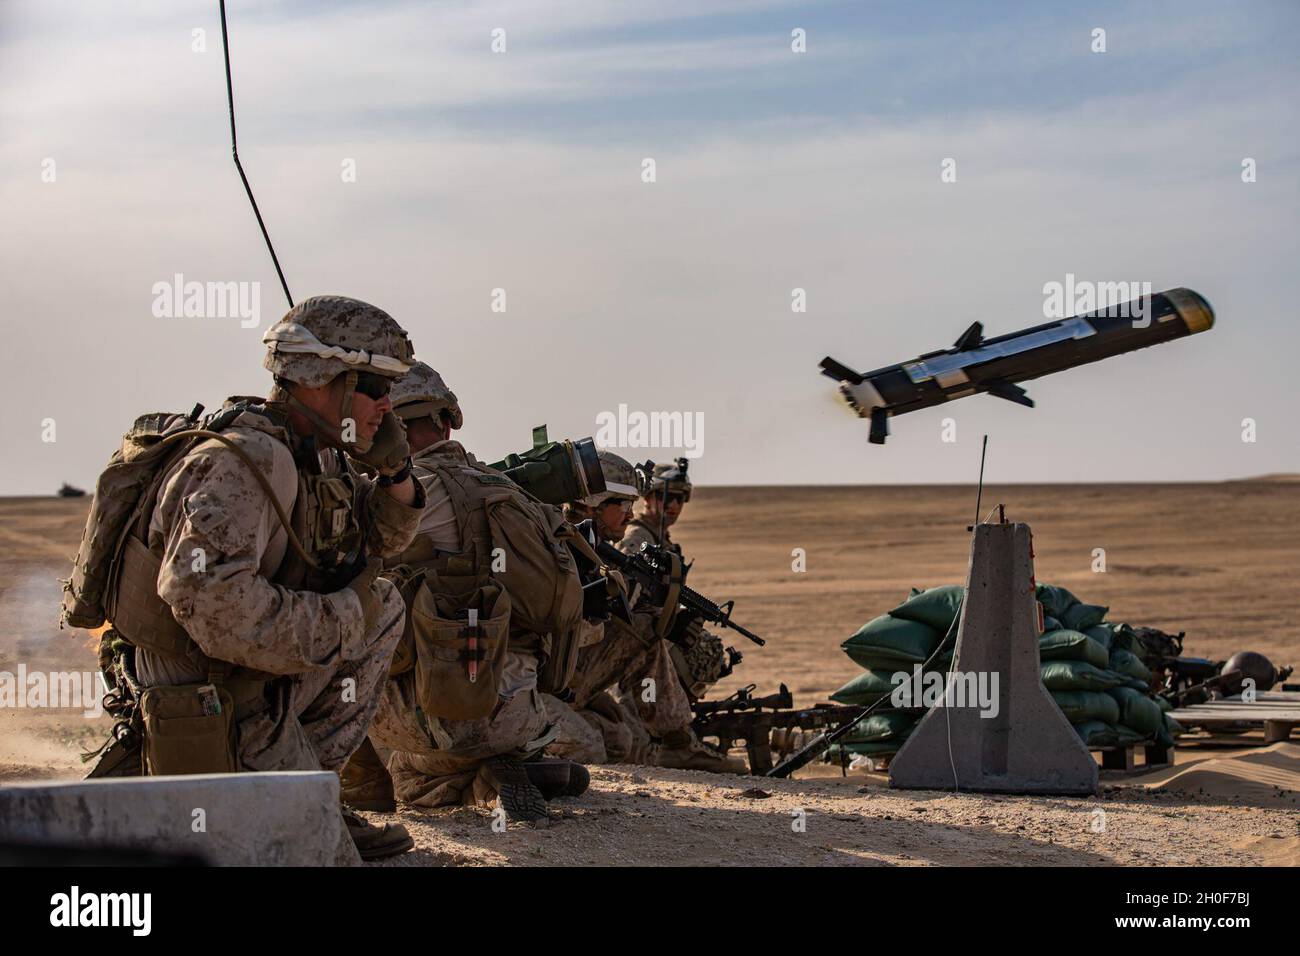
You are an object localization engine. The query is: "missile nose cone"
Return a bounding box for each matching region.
[1164,287,1214,333]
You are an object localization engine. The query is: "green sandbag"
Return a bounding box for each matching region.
[1043,615,1063,632]
[841,711,917,744]
[1074,720,1147,748]
[830,670,900,707]
[1039,629,1110,668]
[1098,622,1141,654]
[1040,660,1125,692]
[1035,583,1080,619]
[1163,713,1184,737]
[1106,686,1163,736]
[889,585,964,633]
[1109,649,1153,684]
[1083,625,1113,652]
[1049,690,1120,724]
[1061,601,1109,632]
[842,614,942,670]
[1155,696,1172,713]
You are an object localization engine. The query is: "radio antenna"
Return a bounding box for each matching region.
[219,1,294,308]
[969,434,989,531]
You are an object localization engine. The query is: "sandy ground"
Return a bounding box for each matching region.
[2,483,1297,866]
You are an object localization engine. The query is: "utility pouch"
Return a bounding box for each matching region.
[139,682,238,775]
[411,579,511,721]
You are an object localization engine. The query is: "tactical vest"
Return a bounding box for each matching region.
[68,399,368,667]
[389,441,587,697]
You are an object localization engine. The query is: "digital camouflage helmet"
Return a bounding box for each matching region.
[581,450,639,508]
[261,295,415,452]
[642,458,692,502]
[389,361,464,430]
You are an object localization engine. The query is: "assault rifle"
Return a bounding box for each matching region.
[691,683,862,774]
[572,518,766,650]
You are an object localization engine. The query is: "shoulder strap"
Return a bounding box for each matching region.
[415,455,491,577]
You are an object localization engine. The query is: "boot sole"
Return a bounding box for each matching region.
[356,831,415,861]
[487,758,550,822]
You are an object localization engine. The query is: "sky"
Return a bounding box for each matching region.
[1,0,1297,493]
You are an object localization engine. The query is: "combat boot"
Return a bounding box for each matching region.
[524,757,591,799]
[341,805,414,861]
[652,729,747,774]
[340,737,396,812]
[484,755,550,822]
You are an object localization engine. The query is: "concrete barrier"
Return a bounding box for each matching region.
[0,771,357,866]
[890,521,1099,795]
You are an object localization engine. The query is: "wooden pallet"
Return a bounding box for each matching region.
[1169,693,1300,744]
[1096,741,1171,773]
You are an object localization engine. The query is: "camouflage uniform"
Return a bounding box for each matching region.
[551,478,743,773]
[367,439,557,809]
[98,295,427,861]
[547,465,701,765]
[360,364,582,818]
[134,407,420,773]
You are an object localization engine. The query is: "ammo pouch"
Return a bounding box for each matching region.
[410,576,512,721]
[139,682,239,775]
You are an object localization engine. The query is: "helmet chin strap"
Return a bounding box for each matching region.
[279,371,376,455]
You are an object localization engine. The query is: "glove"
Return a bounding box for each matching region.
[669,615,726,691]
[351,412,410,476]
[341,558,385,648]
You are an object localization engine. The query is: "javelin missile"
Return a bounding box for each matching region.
[820,287,1214,443]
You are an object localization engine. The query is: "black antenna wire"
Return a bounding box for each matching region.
[973,434,988,530]
[219,0,293,308]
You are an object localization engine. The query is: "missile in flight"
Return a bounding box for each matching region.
[819,287,1214,444]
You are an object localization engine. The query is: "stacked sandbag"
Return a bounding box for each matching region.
[828,586,963,760]
[828,581,1181,761]
[1033,583,1181,749]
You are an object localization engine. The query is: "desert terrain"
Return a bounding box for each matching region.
[2,482,1297,866]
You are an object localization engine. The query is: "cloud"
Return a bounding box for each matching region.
[1,0,1297,492]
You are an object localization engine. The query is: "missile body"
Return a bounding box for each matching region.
[820,288,1214,443]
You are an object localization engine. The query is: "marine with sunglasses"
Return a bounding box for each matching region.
[546,460,745,773]
[94,295,426,861]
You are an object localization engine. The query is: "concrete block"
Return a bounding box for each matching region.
[0,771,357,866]
[889,522,1098,795]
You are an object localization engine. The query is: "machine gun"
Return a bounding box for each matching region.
[572,519,766,654]
[691,683,862,774]
[1162,670,1246,709]
[1133,626,1228,701]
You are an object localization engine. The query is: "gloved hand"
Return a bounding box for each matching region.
[342,557,385,644]
[674,616,726,686]
[351,412,411,476]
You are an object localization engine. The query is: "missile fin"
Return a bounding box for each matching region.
[953,321,984,351]
[987,381,1035,408]
[869,408,890,444]
[819,357,865,384]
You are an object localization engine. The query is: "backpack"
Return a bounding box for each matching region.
[62,405,210,632]
[394,442,592,700]
[61,401,299,657]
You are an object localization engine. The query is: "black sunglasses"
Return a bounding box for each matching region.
[353,372,392,400]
